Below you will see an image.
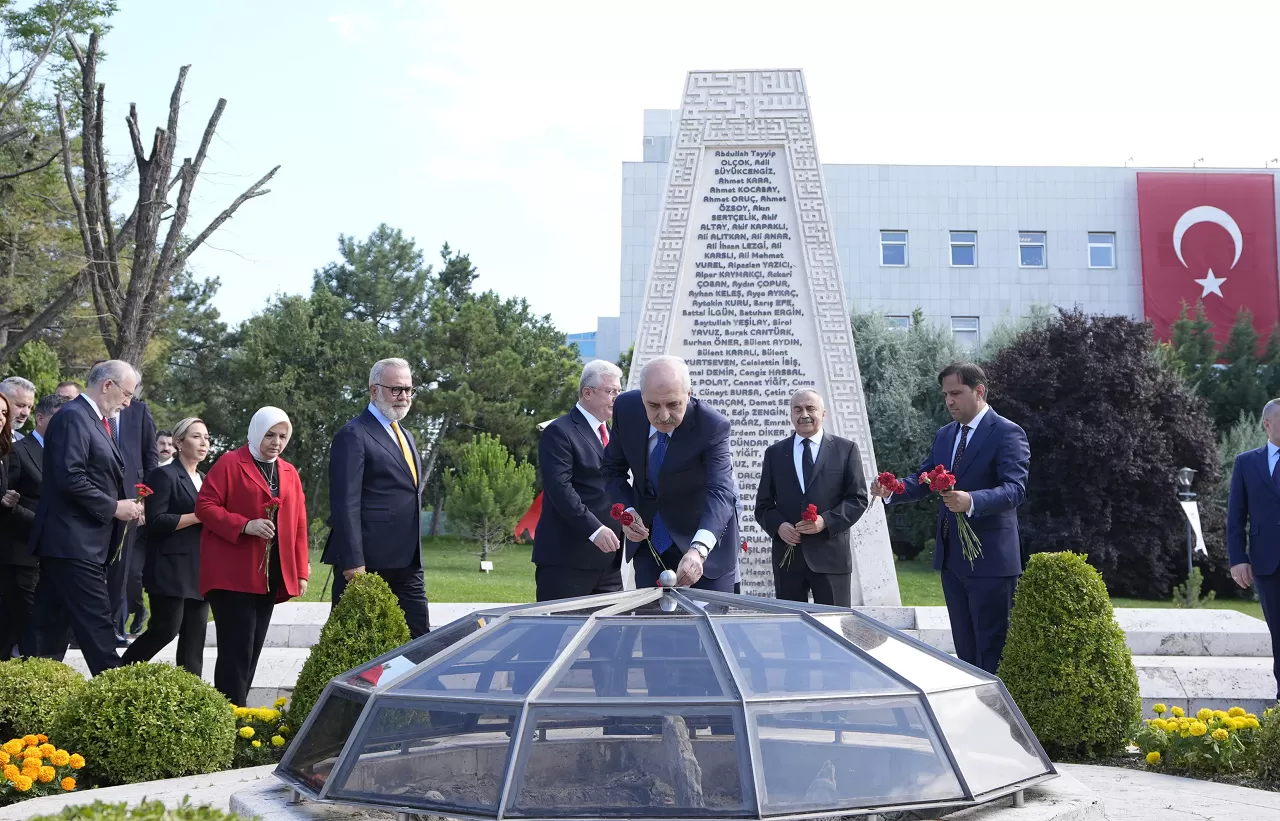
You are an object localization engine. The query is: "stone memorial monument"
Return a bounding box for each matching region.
[627,69,900,606]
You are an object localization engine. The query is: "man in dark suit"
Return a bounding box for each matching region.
[872,362,1030,674]
[1,394,70,656]
[106,377,159,642]
[755,389,870,607]
[532,360,625,601]
[23,360,144,675]
[324,358,429,637]
[0,377,34,442]
[1227,398,1280,700]
[602,355,738,591]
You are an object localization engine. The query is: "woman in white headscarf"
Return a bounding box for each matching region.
[196,407,310,707]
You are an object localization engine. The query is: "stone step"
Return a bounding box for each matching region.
[204,602,507,649]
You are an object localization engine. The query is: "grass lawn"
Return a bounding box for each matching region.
[296,537,1266,621]
[301,536,535,604]
[893,558,1265,620]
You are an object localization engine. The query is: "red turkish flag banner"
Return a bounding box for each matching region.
[1137,172,1280,346]
[514,491,542,543]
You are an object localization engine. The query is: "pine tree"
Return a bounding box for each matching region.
[1260,324,1280,400]
[444,433,536,561]
[1170,300,1217,396]
[1210,309,1265,430]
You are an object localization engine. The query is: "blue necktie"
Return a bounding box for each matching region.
[648,432,672,553]
[1272,453,1280,493]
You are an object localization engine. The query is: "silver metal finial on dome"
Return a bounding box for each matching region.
[658,569,677,588]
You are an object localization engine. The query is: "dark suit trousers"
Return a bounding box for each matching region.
[331,566,430,638]
[27,558,121,676]
[121,595,209,676]
[0,564,38,657]
[940,568,1018,674]
[534,562,623,602]
[206,589,275,707]
[633,545,735,592]
[773,550,852,607]
[125,532,147,631]
[1254,571,1280,700]
[108,534,147,636]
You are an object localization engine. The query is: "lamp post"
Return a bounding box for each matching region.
[1176,467,1198,578]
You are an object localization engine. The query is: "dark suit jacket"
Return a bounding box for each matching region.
[322,409,423,572]
[117,399,160,489]
[891,408,1030,578]
[1227,446,1280,576]
[532,407,622,571]
[29,395,127,565]
[141,461,204,600]
[2,434,42,566]
[754,432,870,575]
[601,391,738,581]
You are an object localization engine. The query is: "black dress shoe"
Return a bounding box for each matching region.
[115,634,131,648]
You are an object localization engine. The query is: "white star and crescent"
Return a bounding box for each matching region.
[1173,205,1243,299]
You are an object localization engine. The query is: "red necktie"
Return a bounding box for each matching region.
[599,423,609,447]
[103,417,112,438]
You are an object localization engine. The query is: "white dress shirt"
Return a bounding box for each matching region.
[367,403,409,448]
[31,430,44,447]
[11,430,22,442]
[1268,441,1280,476]
[80,393,106,422]
[793,430,823,494]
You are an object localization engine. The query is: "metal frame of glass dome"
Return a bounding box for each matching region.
[276,587,1056,821]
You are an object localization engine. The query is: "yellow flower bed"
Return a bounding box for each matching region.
[231,698,293,769]
[1134,703,1263,774]
[0,734,86,806]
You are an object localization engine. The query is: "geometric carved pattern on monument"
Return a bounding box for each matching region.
[628,69,900,604]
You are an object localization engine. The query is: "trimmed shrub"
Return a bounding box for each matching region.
[52,663,235,786]
[997,551,1141,759]
[30,800,244,821]
[287,572,410,728]
[1256,705,1280,781]
[0,658,86,740]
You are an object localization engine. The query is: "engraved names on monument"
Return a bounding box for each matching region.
[628,69,901,606]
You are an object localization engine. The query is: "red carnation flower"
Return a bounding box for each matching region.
[610,503,625,521]
[619,510,635,527]
[802,504,819,522]
[134,483,154,499]
[741,538,748,553]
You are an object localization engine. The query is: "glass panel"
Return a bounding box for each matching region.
[951,317,979,332]
[886,316,911,330]
[927,684,1049,795]
[1018,233,1044,245]
[750,697,963,813]
[544,621,730,700]
[346,617,487,689]
[949,232,976,243]
[1018,245,1045,267]
[880,231,907,243]
[282,687,368,792]
[327,699,519,813]
[717,617,905,697]
[397,619,585,698]
[1087,232,1115,244]
[881,244,907,266]
[1089,245,1114,267]
[812,614,988,691]
[950,245,976,266]
[507,707,749,816]
[612,596,699,615]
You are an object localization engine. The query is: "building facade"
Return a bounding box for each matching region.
[610,108,1280,355]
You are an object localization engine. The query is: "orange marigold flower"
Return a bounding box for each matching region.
[13,774,32,792]
[21,735,37,747]
[38,765,55,783]
[36,734,48,744]
[0,751,8,765]
[68,754,85,770]
[2,763,18,780]
[61,776,76,791]
[22,759,40,777]
[38,743,55,757]
[50,749,70,767]
[1,740,21,755]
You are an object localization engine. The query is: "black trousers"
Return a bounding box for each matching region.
[1254,571,1280,701]
[534,562,623,602]
[205,589,275,707]
[773,552,852,607]
[124,532,147,633]
[0,564,38,657]
[121,594,209,676]
[940,569,1019,674]
[331,566,430,638]
[26,558,121,676]
[632,545,736,592]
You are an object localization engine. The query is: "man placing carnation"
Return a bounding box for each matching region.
[871,362,1029,674]
[754,389,869,606]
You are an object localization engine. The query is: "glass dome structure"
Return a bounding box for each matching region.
[277,587,1055,820]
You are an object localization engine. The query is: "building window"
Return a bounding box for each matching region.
[952,316,980,348]
[1088,232,1116,268]
[949,231,977,267]
[1018,232,1046,267]
[880,231,908,266]
[886,315,911,331]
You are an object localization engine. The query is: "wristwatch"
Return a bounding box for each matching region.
[691,542,710,560]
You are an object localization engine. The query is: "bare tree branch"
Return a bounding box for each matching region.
[0,150,57,180]
[0,2,69,124]
[169,164,278,275]
[0,269,88,366]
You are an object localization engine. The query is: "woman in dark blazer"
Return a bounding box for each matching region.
[0,392,15,518]
[197,406,309,707]
[122,417,211,674]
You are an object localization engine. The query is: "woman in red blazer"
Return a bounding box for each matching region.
[197,406,309,707]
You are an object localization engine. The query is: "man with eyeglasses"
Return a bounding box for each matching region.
[531,359,626,601]
[322,358,430,637]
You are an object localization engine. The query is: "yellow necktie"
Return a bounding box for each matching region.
[391,421,419,485]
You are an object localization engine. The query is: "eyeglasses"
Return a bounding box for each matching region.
[589,387,622,397]
[378,384,416,398]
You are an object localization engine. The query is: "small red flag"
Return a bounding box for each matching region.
[515,492,543,543]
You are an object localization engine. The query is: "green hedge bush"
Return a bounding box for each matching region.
[997,551,1141,758]
[52,663,235,785]
[0,658,86,739]
[1256,705,1280,780]
[30,800,243,821]
[287,572,409,729]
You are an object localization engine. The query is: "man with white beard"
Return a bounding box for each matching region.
[322,358,429,636]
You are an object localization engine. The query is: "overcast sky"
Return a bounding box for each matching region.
[89,0,1280,335]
